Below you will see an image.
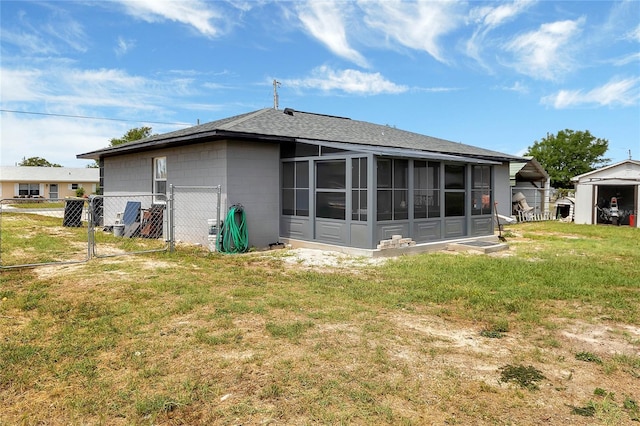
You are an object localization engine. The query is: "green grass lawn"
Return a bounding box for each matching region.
[0,221,638,425]
[0,212,166,267]
[5,200,67,209]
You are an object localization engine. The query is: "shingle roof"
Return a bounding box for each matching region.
[0,166,99,182]
[77,108,522,161]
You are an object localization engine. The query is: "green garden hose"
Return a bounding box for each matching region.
[218,204,248,253]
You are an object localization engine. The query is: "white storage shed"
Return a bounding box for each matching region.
[572,160,640,227]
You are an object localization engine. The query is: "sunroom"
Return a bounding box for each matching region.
[279,141,499,250]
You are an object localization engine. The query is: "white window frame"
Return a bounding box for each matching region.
[153,157,167,203]
[17,183,41,197]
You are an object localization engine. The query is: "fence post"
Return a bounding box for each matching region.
[0,200,3,267]
[169,184,175,253]
[87,197,94,260]
[217,185,222,238]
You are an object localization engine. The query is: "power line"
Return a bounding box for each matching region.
[0,109,193,127]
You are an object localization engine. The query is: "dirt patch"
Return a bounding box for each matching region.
[277,248,388,270]
[560,321,640,356]
[384,311,639,424]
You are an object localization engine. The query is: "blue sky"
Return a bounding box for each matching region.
[1,0,639,167]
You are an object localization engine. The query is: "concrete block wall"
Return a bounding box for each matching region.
[104,156,150,194]
[102,139,279,249]
[226,141,280,248]
[103,142,228,195]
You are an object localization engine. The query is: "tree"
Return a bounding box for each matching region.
[109,126,153,146]
[525,129,609,188]
[87,126,154,168]
[18,157,62,167]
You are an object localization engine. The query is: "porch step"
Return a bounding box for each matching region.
[446,240,509,254]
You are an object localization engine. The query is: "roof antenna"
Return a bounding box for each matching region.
[273,79,281,110]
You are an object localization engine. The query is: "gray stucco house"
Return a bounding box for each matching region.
[78,108,522,251]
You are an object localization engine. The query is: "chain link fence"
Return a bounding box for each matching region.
[90,194,169,258]
[0,186,222,269]
[0,198,90,269]
[170,185,222,252]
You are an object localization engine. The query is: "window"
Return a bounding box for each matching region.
[153,157,167,195]
[282,161,309,216]
[472,165,492,215]
[71,183,79,190]
[444,164,465,216]
[377,159,408,221]
[321,146,347,156]
[281,142,319,158]
[414,161,440,218]
[18,183,40,196]
[316,160,346,220]
[351,158,367,221]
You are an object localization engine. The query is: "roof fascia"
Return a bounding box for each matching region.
[77,130,295,160]
[296,138,501,164]
[571,159,640,181]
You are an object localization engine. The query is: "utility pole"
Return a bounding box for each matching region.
[273,79,281,110]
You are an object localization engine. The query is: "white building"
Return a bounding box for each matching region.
[572,160,640,227]
[0,166,99,200]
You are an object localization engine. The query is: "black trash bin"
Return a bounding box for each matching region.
[63,199,85,227]
[89,195,103,227]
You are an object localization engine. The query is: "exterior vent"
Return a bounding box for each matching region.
[283,108,295,116]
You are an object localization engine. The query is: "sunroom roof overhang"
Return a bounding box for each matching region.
[296,139,501,165]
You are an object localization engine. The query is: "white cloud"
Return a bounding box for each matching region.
[42,13,88,53]
[0,65,197,166]
[283,66,407,95]
[505,17,585,80]
[115,0,225,38]
[0,28,59,55]
[115,37,135,56]
[0,68,48,102]
[414,87,462,93]
[627,24,640,42]
[359,0,463,64]
[466,0,534,68]
[0,66,185,113]
[469,0,534,30]
[0,4,88,55]
[541,77,640,108]
[296,1,368,68]
[0,113,125,167]
[612,52,640,66]
[501,81,529,94]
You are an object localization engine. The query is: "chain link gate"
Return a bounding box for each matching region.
[0,187,222,269]
[169,185,222,252]
[0,198,91,269]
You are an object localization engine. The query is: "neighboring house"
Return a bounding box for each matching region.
[509,157,550,217]
[572,159,640,227]
[0,166,99,200]
[77,108,524,250]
